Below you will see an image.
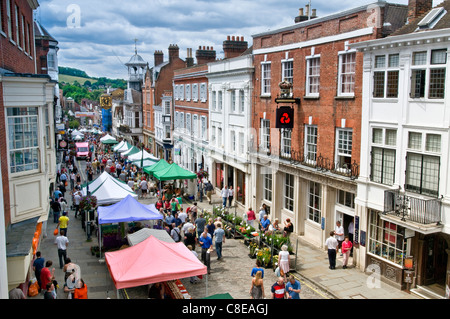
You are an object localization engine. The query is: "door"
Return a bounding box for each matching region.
[424,235,448,286]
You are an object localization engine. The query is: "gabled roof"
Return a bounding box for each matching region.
[34,20,58,43]
[391,0,450,36]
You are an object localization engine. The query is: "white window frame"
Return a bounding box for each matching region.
[280,128,291,158]
[231,90,236,113]
[370,127,397,186]
[284,173,294,211]
[263,171,273,202]
[260,119,270,151]
[200,83,207,102]
[306,55,320,97]
[231,130,236,153]
[218,91,223,111]
[410,49,447,100]
[305,125,318,164]
[239,89,245,113]
[193,114,199,138]
[211,91,217,111]
[7,107,40,174]
[338,50,356,97]
[6,0,12,40]
[281,59,293,84]
[261,61,271,96]
[336,128,353,170]
[211,124,216,145]
[192,83,198,102]
[239,132,245,155]
[186,84,191,101]
[186,113,191,134]
[308,181,322,224]
[180,84,184,100]
[373,53,400,99]
[201,116,207,140]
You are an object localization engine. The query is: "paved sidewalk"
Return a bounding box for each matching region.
[192,195,419,300]
[31,188,418,299]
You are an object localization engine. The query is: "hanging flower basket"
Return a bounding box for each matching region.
[80,195,97,212]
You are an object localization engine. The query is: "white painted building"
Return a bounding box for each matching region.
[207,53,254,208]
[350,2,450,294]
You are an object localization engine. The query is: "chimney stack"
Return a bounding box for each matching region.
[222,35,249,59]
[154,50,164,66]
[168,44,179,62]
[186,48,194,67]
[407,0,433,22]
[295,5,318,23]
[196,46,216,65]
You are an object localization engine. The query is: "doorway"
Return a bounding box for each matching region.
[423,235,448,288]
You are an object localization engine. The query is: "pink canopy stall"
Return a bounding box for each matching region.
[105,235,207,290]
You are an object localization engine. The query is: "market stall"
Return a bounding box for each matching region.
[105,235,207,296]
[127,149,159,162]
[152,163,197,181]
[100,133,118,145]
[127,228,174,246]
[143,159,170,176]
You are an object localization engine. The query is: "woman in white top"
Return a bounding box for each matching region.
[278,245,290,282]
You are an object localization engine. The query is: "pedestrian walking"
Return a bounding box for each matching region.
[32,251,45,292]
[184,227,197,248]
[335,221,345,255]
[250,270,265,299]
[251,260,265,278]
[205,181,214,204]
[195,213,207,239]
[278,245,290,281]
[73,190,82,218]
[286,275,301,299]
[198,230,212,274]
[43,282,56,299]
[342,236,353,269]
[325,231,338,269]
[40,261,55,296]
[206,218,216,238]
[348,219,354,257]
[197,180,204,202]
[213,222,225,260]
[228,186,234,207]
[57,212,69,237]
[55,229,69,269]
[247,207,256,228]
[271,277,286,299]
[221,185,228,208]
[51,197,61,223]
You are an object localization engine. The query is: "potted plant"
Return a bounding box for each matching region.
[80,195,97,212]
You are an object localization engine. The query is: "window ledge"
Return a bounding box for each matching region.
[0,31,6,38]
[303,95,320,100]
[335,95,355,100]
[260,94,271,99]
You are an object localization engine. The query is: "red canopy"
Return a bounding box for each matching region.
[105,235,207,289]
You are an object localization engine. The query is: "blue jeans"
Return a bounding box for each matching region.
[58,248,67,269]
[53,211,60,223]
[222,197,227,207]
[215,241,223,259]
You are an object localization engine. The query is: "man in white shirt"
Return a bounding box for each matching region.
[55,229,69,269]
[73,191,82,218]
[325,231,338,270]
[221,186,228,208]
[178,210,187,223]
[335,221,345,255]
[227,186,234,208]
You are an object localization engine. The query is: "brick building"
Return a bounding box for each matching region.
[173,47,214,178]
[0,0,57,296]
[142,44,185,160]
[249,2,408,256]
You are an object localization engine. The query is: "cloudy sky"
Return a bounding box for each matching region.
[35,0,444,80]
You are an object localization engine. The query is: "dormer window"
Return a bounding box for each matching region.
[417,7,446,30]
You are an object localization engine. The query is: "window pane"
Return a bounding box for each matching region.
[422,155,440,196]
[431,49,447,65]
[371,147,383,183]
[429,68,445,99]
[388,54,399,68]
[386,71,399,98]
[373,71,385,97]
[382,149,396,185]
[375,55,385,68]
[385,129,397,146]
[340,53,356,94]
[406,153,422,193]
[408,132,422,150]
[372,128,383,144]
[426,134,441,153]
[413,51,427,65]
[410,69,426,98]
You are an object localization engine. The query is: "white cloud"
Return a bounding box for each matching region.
[35,0,442,79]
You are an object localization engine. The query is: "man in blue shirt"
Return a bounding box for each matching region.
[261,215,271,233]
[53,188,62,200]
[165,212,175,229]
[198,230,212,274]
[213,222,225,260]
[286,275,301,299]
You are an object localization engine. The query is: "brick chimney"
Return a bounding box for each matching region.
[154,50,164,66]
[222,35,248,59]
[295,5,318,23]
[195,46,216,65]
[168,44,180,62]
[186,48,194,67]
[408,0,433,22]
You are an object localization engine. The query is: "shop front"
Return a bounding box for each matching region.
[366,209,449,296]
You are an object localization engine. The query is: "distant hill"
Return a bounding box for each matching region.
[58,66,127,89]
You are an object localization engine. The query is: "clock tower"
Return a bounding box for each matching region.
[125,39,147,92]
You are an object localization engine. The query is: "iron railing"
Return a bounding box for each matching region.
[383,189,442,225]
[253,146,360,180]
